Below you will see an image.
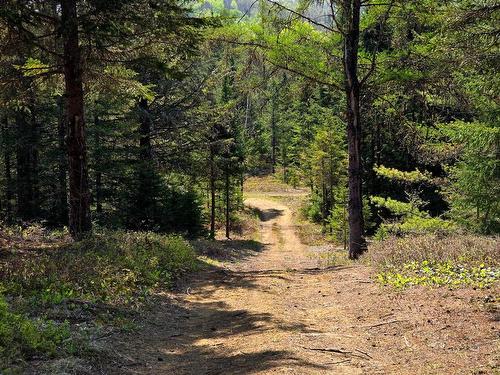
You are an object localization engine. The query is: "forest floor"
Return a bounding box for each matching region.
[92,177,499,375]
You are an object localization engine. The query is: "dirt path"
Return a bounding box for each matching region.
[102,197,498,375]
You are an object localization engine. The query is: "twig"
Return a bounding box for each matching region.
[301,346,352,355]
[301,346,370,360]
[355,348,373,359]
[324,359,351,365]
[403,335,412,350]
[364,319,407,328]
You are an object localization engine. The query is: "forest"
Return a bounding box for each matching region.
[0,0,498,374]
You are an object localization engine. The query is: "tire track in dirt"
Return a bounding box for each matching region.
[102,196,498,375]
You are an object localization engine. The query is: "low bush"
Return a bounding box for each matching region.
[368,234,499,288]
[1,231,198,306]
[0,230,198,369]
[0,294,70,369]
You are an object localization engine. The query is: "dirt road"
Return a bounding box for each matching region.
[103,196,498,374]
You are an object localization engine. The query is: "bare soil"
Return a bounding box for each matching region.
[96,194,499,374]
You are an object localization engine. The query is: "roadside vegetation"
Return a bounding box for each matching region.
[368,235,499,289]
[0,227,198,371]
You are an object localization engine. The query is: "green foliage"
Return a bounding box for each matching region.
[0,294,70,369]
[120,168,205,236]
[369,234,499,289]
[373,165,430,184]
[377,261,499,289]
[374,216,457,240]
[2,231,198,306]
[371,163,455,238]
[442,121,500,234]
[371,196,424,217]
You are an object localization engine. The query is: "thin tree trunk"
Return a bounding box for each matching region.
[2,117,13,223]
[94,115,102,217]
[61,0,91,239]
[225,169,230,239]
[15,111,34,220]
[209,146,216,240]
[343,0,366,259]
[138,98,153,161]
[29,101,40,218]
[57,96,68,225]
[271,95,277,174]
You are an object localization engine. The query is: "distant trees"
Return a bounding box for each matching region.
[0,0,208,238]
[0,0,497,243]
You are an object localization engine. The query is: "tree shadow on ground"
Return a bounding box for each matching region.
[246,205,284,222]
[98,294,328,375]
[97,262,356,374]
[192,239,267,263]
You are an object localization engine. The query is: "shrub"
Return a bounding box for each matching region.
[0,230,198,369]
[0,294,70,369]
[368,234,499,288]
[1,231,198,306]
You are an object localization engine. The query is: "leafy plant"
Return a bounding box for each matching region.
[0,294,70,369]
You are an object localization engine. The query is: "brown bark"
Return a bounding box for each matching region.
[94,115,102,216]
[225,169,230,239]
[209,145,216,239]
[29,102,40,217]
[271,94,277,174]
[343,0,367,259]
[15,111,35,220]
[57,96,68,225]
[139,98,153,161]
[61,0,91,239]
[2,117,13,223]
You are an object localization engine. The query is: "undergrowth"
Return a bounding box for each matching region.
[0,229,198,370]
[368,234,499,289]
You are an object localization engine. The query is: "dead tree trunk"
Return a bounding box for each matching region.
[61,0,91,239]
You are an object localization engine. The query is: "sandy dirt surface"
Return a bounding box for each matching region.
[99,195,499,375]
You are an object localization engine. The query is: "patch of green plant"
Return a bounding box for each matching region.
[2,231,198,307]
[374,216,457,240]
[0,294,71,369]
[373,165,431,184]
[377,260,499,289]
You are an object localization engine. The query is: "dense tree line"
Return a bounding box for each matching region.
[0,0,498,253]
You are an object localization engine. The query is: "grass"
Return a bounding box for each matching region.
[367,234,500,289]
[244,174,306,193]
[0,228,198,371]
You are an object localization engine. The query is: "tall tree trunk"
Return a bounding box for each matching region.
[2,117,13,223]
[225,168,230,239]
[138,98,153,161]
[15,111,34,220]
[29,101,40,218]
[57,96,68,225]
[94,115,102,217]
[61,0,91,239]
[343,0,366,259]
[209,145,216,240]
[271,95,277,174]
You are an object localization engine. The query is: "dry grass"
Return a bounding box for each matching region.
[367,234,500,268]
[230,207,261,241]
[244,175,307,194]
